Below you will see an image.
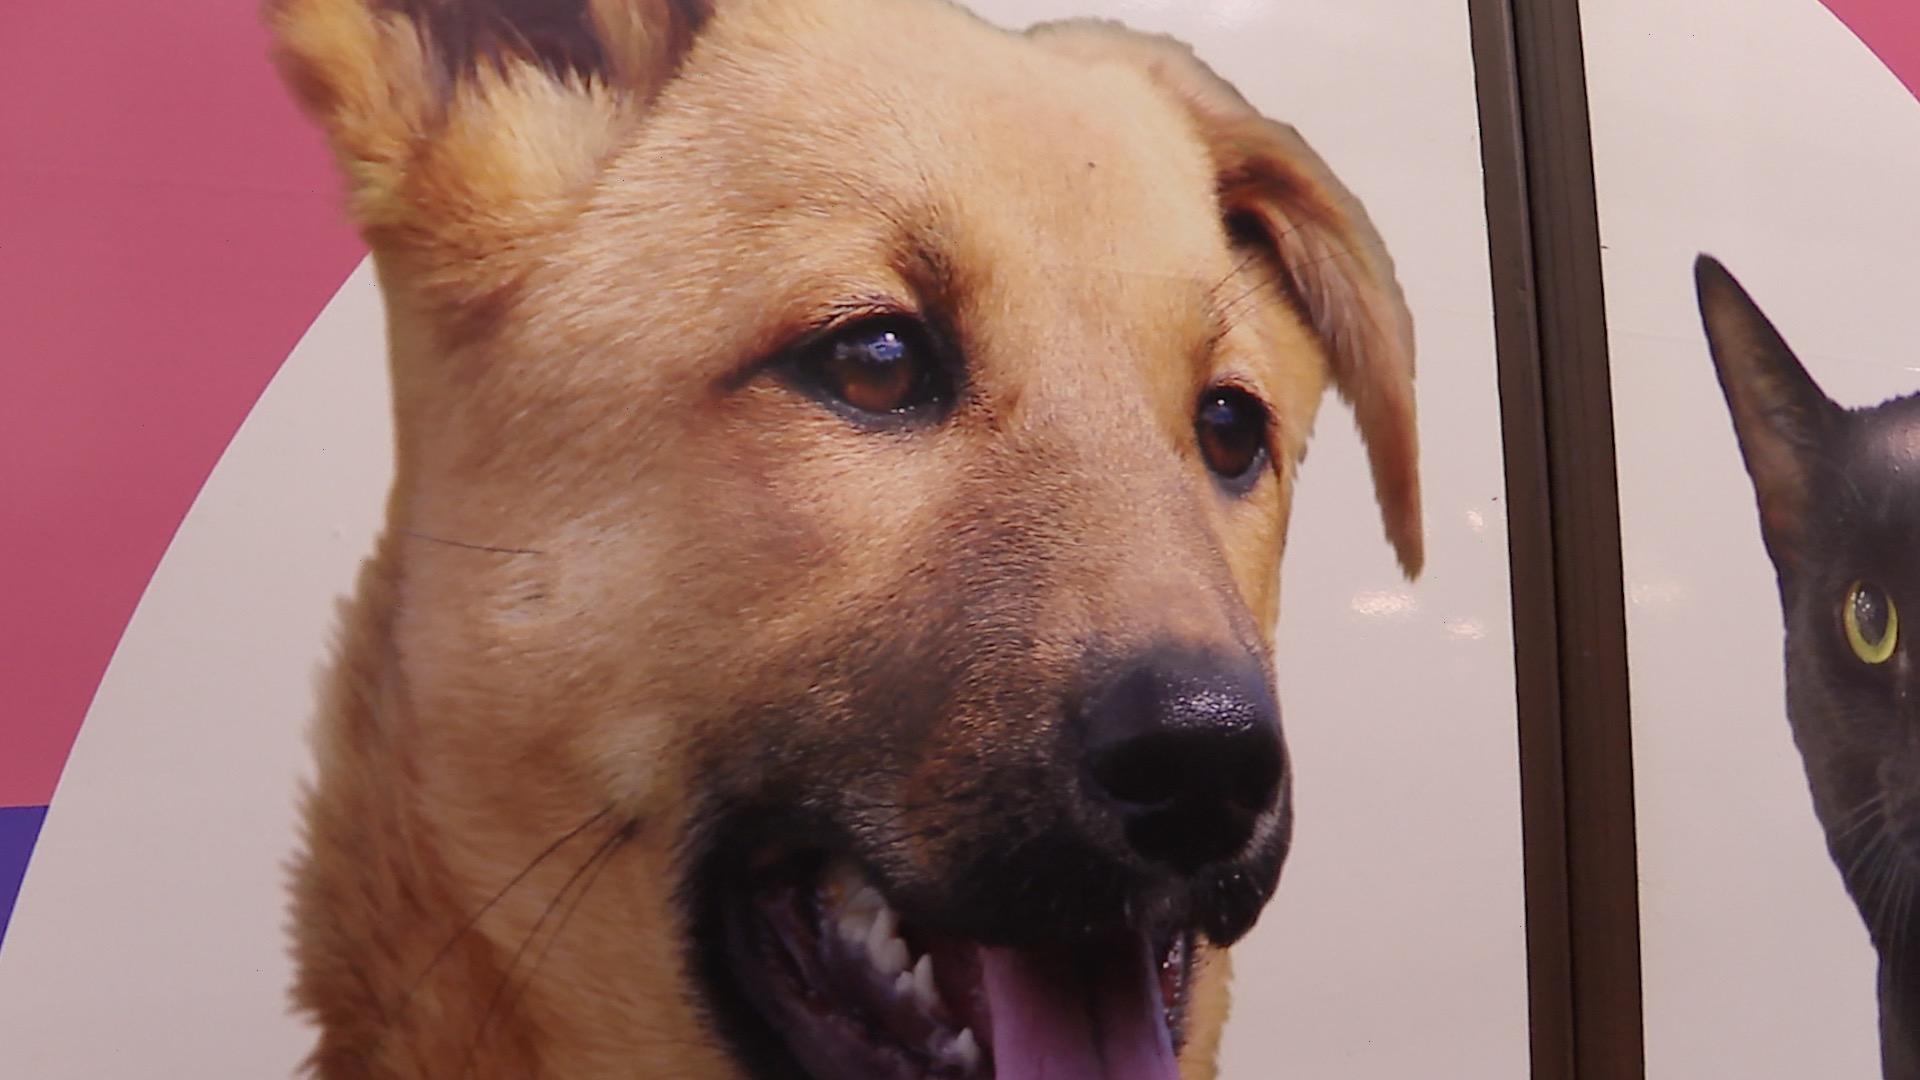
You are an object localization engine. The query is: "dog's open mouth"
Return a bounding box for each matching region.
[716,854,1194,1080]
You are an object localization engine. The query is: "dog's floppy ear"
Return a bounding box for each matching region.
[267,0,710,303]
[1695,255,1842,576]
[1030,21,1422,578]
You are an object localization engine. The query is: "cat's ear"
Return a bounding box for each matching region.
[1695,255,1842,574]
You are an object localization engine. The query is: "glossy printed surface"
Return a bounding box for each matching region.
[1586,0,1920,1073]
[0,0,1523,1075]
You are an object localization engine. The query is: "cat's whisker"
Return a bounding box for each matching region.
[1832,794,1890,845]
[1889,868,1918,983]
[1855,827,1917,960]
[1841,818,1890,882]
[1845,825,1899,923]
[1879,861,1913,975]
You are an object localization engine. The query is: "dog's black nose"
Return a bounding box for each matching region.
[1078,650,1284,872]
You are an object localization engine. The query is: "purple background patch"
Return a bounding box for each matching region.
[0,806,49,950]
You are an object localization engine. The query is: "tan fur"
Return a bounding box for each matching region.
[1030,21,1421,576]
[271,1,1420,1076]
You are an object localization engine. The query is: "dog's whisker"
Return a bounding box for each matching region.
[407,808,616,999]
[1205,247,1270,300]
[480,821,640,1080]
[359,806,618,1072]
[1285,235,1392,275]
[1204,192,1376,294]
[457,818,638,1080]
[1203,237,1395,350]
[398,527,546,556]
[1211,274,1287,338]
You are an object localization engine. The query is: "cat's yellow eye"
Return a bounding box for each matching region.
[1845,581,1899,665]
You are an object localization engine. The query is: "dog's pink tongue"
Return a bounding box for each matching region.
[978,939,1177,1080]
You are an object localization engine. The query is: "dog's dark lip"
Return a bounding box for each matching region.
[691,841,1197,1080]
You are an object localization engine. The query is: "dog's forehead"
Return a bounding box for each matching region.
[612,0,1229,277]
[541,0,1280,425]
[533,0,1324,441]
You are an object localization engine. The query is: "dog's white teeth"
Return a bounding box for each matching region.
[817,860,912,977]
[836,911,871,946]
[893,970,915,999]
[869,902,898,945]
[822,862,893,951]
[877,938,912,977]
[864,905,907,972]
[869,929,910,977]
[947,1028,981,1072]
[910,954,938,1011]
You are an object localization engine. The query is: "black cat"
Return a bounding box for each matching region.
[1698,255,1920,1077]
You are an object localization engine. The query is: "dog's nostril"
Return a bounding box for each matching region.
[1089,726,1281,811]
[1078,651,1284,872]
[1089,731,1200,809]
[1225,740,1284,814]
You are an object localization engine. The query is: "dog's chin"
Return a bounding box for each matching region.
[689,832,1252,1080]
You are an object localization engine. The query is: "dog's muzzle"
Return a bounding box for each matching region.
[693,644,1289,1080]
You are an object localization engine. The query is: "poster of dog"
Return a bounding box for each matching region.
[0,1,1524,1076]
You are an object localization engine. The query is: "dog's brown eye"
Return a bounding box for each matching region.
[1196,386,1270,490]
[795,319,948,419]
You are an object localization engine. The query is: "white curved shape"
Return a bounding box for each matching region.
[0,259,388,1077]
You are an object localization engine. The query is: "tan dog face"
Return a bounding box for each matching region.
[273,1,1419,1077]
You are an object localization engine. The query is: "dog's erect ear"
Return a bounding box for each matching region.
[1695,255,1842,576]
[267,0,710,296]
[1030,21,1422,578]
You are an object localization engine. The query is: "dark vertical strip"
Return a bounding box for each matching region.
[1466,0,1645,1076]
[1466,0,1576,1074]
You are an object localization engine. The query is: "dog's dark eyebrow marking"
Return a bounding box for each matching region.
[384,0,607,89]
[399,528,545,556]
[820,294,918,323]
[382,0,713,97]
[899,237,960,303]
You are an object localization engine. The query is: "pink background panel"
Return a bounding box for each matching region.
[1823,0,1920,100]
[0,3,363,806]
